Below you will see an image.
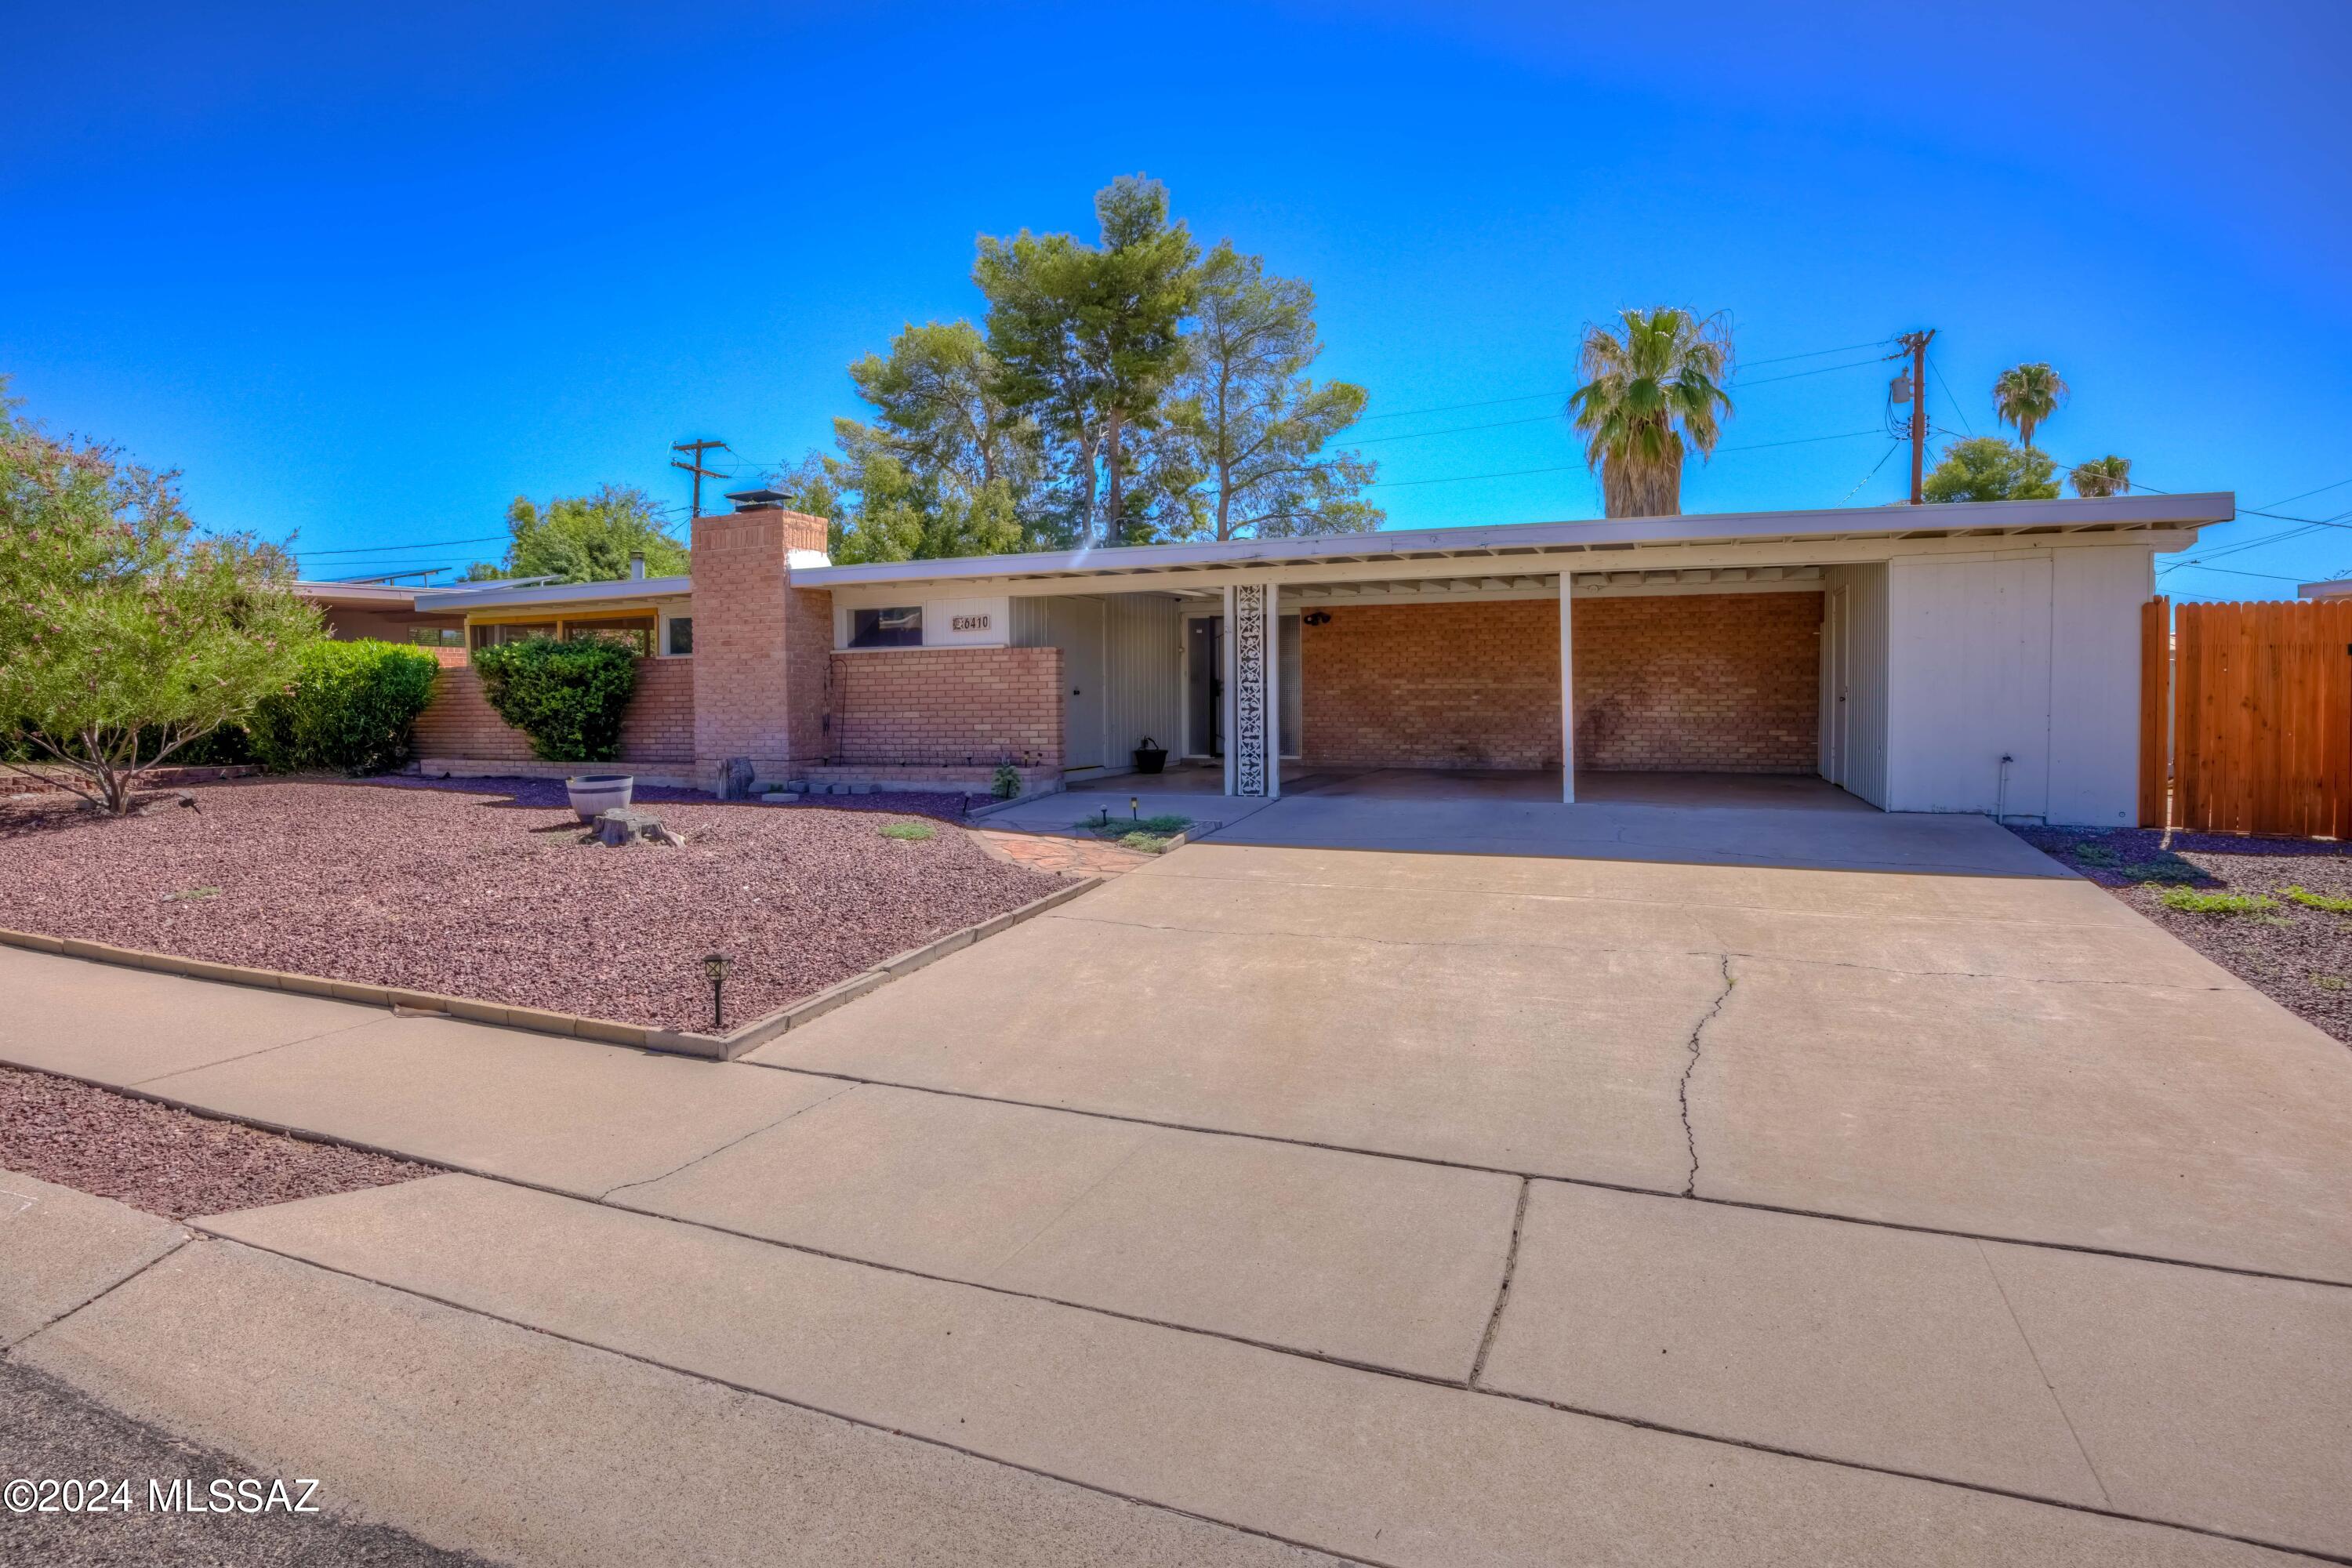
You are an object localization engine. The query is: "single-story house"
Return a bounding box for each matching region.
[397,488,2232,826]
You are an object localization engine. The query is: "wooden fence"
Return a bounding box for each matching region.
[2142,595,2352,836]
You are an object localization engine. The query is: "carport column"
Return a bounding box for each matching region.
[1225,578,1276,797]
[1559,571,1576,802]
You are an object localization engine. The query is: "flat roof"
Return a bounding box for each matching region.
[413,575,692,613]
[408,494,2232,608]
[796,492,2234,590]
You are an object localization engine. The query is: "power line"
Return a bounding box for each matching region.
[1368,463,1579,490]
[1730,353,1900,390]
[1716,428,1884,452]
[2155,562,2319,584]
[2256,477,2352,511]
[1927,356,1974,437]
[1353,390,1563,424]
[292,533,509,557]
[1837,441,1904,504]
[1348,413,1559,448]
[1741,337,1896,368]
[1348,339,1896,426]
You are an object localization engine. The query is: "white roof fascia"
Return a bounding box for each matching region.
[413,575,693,613]
[795,493,2232,593]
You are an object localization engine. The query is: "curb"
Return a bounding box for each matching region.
[0,875,1101,1066]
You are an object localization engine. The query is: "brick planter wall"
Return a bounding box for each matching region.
[1301,600,1563,769]
[1572,591,1822,772]
[412,659,695,765]
[828,648,1064,771]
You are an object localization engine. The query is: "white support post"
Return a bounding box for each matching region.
[1265,581,1282,800]
[1559,572,1576,803]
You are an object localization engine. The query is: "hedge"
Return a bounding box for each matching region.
[247,640,441,775]
[470,636,639,762]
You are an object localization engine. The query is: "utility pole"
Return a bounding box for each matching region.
[670,439,730,520]
[1893,330,1935,504]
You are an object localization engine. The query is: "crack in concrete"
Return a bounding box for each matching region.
[7,1233,191,1352]
[598,1080,861,1200]
[1679,956,1734,1199]
[1976,1239,2116,1510]
[1467,1178,1531,1388]
[1047,913,2237,994]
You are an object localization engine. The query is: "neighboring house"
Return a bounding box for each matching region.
[2298,580,2352,601]
[401,488,2234,826]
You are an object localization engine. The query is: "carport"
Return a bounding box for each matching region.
[797,494,2225,826]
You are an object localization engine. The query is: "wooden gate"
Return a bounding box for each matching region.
[2142,595,2352,835]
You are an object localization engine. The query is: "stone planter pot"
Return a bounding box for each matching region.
[566,775,634,822]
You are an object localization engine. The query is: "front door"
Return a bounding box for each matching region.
[1050,598,1106,773]
[1187,616,1222,757]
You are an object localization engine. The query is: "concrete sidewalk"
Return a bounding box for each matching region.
[6,1171,2310,1568]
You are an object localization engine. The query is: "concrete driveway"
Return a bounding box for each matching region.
[8,786,2352,1564]
[762,789,2352,1283]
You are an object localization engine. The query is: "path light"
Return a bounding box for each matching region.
[1131,796,1140,822]
[702,953,731,1032]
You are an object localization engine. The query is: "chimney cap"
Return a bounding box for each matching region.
[724,488,790,512]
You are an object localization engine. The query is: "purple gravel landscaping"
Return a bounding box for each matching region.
[2,1063,433,1220]
[0,778,1066,1032]
[2012,824,2352,1046]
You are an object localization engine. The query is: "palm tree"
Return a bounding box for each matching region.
[2070,455,2132,498]
[1566,308,1733,517]
[1992,362,2068,451]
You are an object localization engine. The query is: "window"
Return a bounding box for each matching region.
[666,615,694,656]
[563,618,652,656]
[849,605,923,648]
[471,622,557,651]
[410,626,463,648]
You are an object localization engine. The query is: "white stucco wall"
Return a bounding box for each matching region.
[1882,543,2151,826]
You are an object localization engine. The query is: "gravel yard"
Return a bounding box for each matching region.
[2013,824,2352,1044]
[2,1064,431,1220]
[0,779,1065,1032]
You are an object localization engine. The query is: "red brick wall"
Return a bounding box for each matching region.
[1573,591,1821,772]
[689,511,802,775]
[412,659,695,764]
[828,648,1064,770]
[787,586,834,762]
[1301,601,1563,769]
[1298,591,1823,774]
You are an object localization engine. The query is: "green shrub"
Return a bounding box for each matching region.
[991,761,1022,800]
[471,637,639,762]
[248,640,439,775]
[2157,887,2276,915]
[2283,884,2352,913]
[878,821,936,841]
[2070,842,2122,867]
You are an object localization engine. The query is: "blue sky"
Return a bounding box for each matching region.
[5,1,2347,598]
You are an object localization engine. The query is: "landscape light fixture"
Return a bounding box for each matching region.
[702,952,731,1031]
[1131,796,1140,822]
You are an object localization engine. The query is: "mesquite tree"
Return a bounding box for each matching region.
[0,389,320,813]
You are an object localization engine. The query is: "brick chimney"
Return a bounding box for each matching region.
[688,506,833,789]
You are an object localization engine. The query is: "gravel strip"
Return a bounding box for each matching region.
[0,779,1065,1032]
[2013,824,2352,1046]
[0,1359,495,1567]
[0,1064,432,1221]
